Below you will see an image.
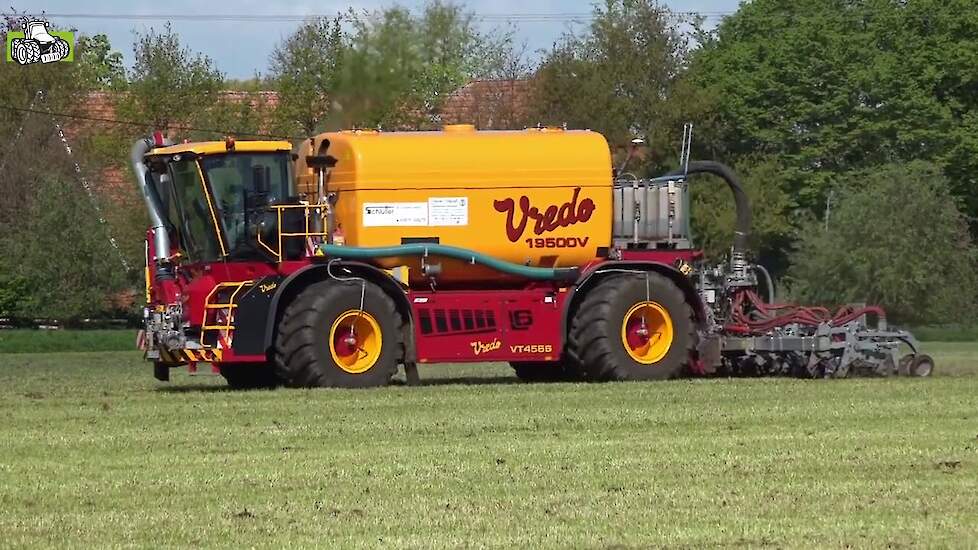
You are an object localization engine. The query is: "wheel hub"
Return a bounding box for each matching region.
[621,301,674,364]
[329,310,383,374]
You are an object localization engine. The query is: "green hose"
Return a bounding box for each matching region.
[320,243,580,281]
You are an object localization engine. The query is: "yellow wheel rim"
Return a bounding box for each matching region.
[329,310,383,374]
[621,301,674,364]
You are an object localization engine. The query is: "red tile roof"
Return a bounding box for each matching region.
[438,80,532,129]
[73,81,532,205]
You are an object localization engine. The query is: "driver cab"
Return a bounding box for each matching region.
[144,140,295,263]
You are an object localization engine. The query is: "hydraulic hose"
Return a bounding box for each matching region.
[667,161,752,256]
[320,243,580,282]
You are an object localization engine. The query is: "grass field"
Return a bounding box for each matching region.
[2,324,975,355]
[0,330,137,354]
[1,344,976,548]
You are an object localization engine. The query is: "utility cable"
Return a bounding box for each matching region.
[0,103,302,142]
[26,11,736,23]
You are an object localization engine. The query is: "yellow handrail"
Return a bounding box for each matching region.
[255,203,329,262]
[199,280,254,346]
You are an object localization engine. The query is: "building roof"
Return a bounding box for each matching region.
[71,81,534,206]
[439,80,532,129]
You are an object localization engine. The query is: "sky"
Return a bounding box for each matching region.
[25,0,743,79]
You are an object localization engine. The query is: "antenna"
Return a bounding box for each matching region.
[680,122,693,178]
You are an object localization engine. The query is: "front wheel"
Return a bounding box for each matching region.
[274,280,403,388]
[568,273,695,381]
[10,39,26,65]
[19,40,41,64]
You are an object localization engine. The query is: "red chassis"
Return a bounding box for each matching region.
[143,228,704,369]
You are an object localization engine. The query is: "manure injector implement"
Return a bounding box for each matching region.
[133,126,932,388]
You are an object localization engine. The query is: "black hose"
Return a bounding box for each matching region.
[667,161,752,255]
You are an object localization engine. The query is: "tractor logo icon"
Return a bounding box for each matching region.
[9,19,71,65]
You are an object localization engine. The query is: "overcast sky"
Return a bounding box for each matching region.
[27,1,742,78]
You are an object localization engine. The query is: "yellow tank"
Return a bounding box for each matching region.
[296,126,613,285]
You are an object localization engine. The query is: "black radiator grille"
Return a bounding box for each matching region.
[418,308,496,335]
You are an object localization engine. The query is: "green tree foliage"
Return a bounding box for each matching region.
[787,162,977,324]
[268,17,347,135]
[333,1,508,129]
[0,15,136,319]
[0,174,132,321]
[224,77,265,92]
[75,34,126,90]
[529,0,698,156]
[118,24,269,142]
[269,2,504,133]
[689,156,795,264]
[0,266,32,316]
[118,23,223,132]
[689,0,978,222]
[0,15,80,111]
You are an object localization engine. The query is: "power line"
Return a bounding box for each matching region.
[27,11,736,24]
[0,104,301,141]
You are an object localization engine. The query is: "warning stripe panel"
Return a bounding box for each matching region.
[156,348,223,364]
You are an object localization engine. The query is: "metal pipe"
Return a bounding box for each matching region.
[632,180,640,244]
[130,137,170,269]
[326,196,336,244]
[666,161,752,256]
[754,264,775,305]
[312,168,326,235]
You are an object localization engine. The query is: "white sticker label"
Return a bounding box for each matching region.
[428,197,469,226]
[363,203,429,227]
[704,289,717,304]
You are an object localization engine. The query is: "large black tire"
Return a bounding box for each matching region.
[568,273,695,381]
[219,362,280,390]
[274,280,403,388]
[21,40,41,64]
[52,38,70,60]
[510,361,581,383]
[10,39,32,65]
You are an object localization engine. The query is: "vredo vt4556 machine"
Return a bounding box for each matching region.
[134,126,932,388]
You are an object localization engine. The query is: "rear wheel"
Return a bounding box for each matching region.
[274,280,403,388]
[568,273,695,381]
[219,362,280,389]
[52,38,70,60]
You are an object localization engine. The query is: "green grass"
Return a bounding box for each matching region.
[0,321,972,355]
[0,343,976,548]
[909,324,978,342]
[0,329,137,354]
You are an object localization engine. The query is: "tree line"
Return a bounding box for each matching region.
[0,0,975,325]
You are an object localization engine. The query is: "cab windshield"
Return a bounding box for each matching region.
[165,151,292,262]
[202,152,293,255]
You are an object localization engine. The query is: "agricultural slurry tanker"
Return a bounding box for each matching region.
[134,126,933,388]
